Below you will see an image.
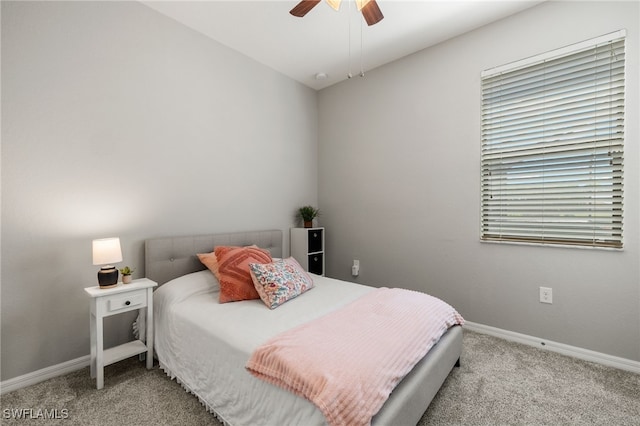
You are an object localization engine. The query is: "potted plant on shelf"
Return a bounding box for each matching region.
[119,266,135,284]
[297,205,320,228]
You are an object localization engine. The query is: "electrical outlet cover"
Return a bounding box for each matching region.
[539,287,553,304]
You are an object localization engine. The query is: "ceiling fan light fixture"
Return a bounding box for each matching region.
[290,0,383,25]
[355,0,371,11]
[323,0,371,12]
[326,0,341,11]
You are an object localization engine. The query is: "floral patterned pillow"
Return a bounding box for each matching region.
[249,257,314,309]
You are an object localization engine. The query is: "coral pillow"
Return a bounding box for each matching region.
[213,245,272,303]
[198,245,264,281]
[197,251,221,280]
[249,257,314,309]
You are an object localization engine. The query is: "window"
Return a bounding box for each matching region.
[481,31,625,249]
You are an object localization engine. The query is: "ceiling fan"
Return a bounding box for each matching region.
[290,0,384,26]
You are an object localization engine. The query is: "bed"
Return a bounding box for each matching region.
[145,229,463,426]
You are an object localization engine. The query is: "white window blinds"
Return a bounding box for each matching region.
[481,31,625,249]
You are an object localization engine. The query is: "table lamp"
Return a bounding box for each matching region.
[92,237,123,288]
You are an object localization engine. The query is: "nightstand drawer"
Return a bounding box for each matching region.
[106,290,146,312]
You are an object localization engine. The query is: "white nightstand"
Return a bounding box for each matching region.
[84,278,157,389]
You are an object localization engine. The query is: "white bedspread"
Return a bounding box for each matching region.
[154,270,372,426]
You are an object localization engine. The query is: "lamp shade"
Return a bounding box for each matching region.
[92,238,123,266]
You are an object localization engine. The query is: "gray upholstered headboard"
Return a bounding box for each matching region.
[145,229,283,285]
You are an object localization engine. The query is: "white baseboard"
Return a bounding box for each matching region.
[0,355,90,395]
[464,321,640,374]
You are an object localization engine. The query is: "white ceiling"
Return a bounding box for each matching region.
[142,0,544,90]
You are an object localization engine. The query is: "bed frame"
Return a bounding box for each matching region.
[145,229,462,426]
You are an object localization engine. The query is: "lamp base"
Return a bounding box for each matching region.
[99,283,118,289]
[98,266,119,288]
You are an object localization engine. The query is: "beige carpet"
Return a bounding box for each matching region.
[1,330,638,425]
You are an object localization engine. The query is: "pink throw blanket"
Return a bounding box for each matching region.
[246,287,464,426]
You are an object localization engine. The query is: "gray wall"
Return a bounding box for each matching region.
[1,1,318,381]
[318,1,640,361]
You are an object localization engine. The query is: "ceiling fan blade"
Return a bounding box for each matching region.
[290,0,322,17]
[361,0,384,26]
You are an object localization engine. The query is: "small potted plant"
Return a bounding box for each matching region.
[119,266,135,284]
[297,205,320,228]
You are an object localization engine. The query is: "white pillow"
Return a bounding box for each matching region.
[154,270,220,305]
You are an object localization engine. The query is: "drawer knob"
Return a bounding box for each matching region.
[125,301,131,306]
